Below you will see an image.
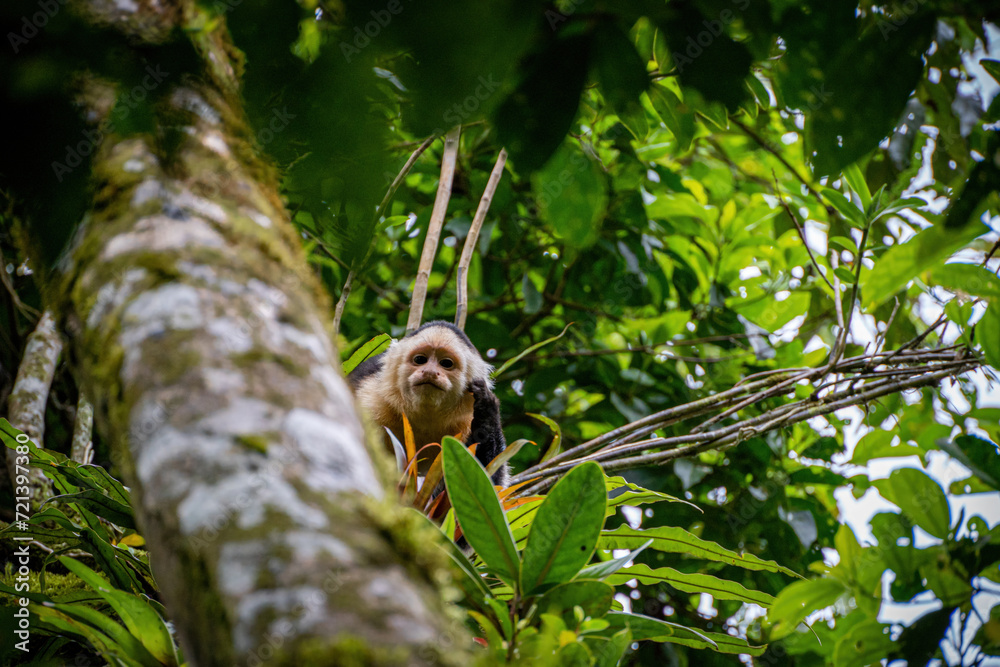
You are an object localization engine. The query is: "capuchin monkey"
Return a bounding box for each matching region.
[348,321,509,487]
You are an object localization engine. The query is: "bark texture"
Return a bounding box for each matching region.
[43,2,468,665]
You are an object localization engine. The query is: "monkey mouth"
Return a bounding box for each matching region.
[413,380,445,391]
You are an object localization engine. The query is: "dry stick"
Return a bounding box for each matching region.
[515,338,969,486]
[408,126,461,332]
[332,133,438,336]
[511,371,797,483]
[517,357,978,495]
[456,148,507,330]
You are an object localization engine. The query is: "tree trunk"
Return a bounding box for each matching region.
[30,2,467,665]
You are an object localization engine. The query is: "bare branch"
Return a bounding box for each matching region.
[408,126,461,332]
[511,338,981,496]
[456,148,507,330]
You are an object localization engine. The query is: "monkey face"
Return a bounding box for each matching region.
[401,345,465,406]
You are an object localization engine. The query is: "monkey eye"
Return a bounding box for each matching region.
[440,358,454,369]
[413,354,428,365]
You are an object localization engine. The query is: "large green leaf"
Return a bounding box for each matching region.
[535,579,615,619]
[833,620,895,667]
[808,14,935,175]
[55,489,136,529]
[606,563,774,606]
[46,602,167,667]
[873,467,951,539]
[930,263,1000,300]
[862,223,984,309]
[599,525,800,578]
[531,140,608,248]
[660,1,752,110]
[978,303,1000,370]
[647,85,696,152]
[939,436,1000,493]
[603,612,751,652]
[441,436,520,585]
[495,34,592,173]
[59,557,178,665]
[767,577,848,640]
[520,461,606,595]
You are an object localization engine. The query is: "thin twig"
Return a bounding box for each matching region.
[408,126,461,332]
[456,148,507,330]
[733,118,826,206]
[774,175,835,292]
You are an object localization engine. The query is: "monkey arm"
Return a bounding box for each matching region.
[467,378,509,487]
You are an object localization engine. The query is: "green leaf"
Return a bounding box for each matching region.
[28,604,141,666]
[58,557,178,665]
[605,477,699,512]
[522,273,542,314]
[842,163,872,211]
[46,602,167,667]
[873,468,951,539]
[342,334,390,375]
[492,322,572,378]
[590,628,632,667]
[834,267,857,284]
[606,563,774,606]
[729,291,810,331]
[535,579,615,619]
[767,577,848,640]
[411,510,491,604]
[863,222,984,309]
[871,196,926,223]
[979,304,1000,370]
[981,59,1000,85]
[930,263,1000,300]
[496,34,592,173]
[554,641,591,666]
[808,14,934,175]
[647,85,696,152]
[599,525,800,578]
[593,23,649,113]
[833,620,894,667]
[578,540,653,580]
[528,412,563,464]
[660,5,752,110]
[56,489,136,529]
[939,435,1000,492]
[604,612,724,650]
[442,436,520,585]
[521,462,606,595]
[531,140,608,248]
[822,187,866,228]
